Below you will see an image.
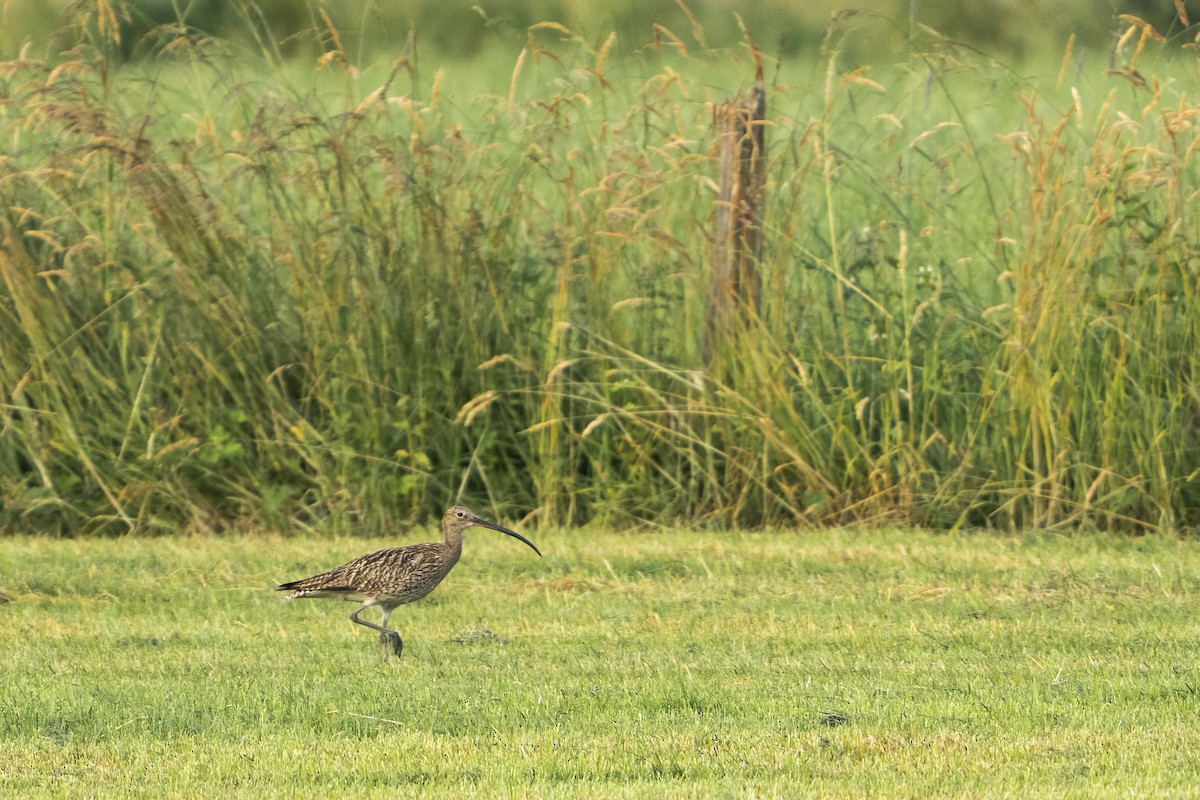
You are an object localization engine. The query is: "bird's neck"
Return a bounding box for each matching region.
[443,528,464,559]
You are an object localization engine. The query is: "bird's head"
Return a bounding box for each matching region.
[443,505,542,557]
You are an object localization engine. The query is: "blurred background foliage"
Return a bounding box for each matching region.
[4,1,1199,64]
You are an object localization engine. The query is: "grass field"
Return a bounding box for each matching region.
[4,7,1199,796]
[2,529,1198,797]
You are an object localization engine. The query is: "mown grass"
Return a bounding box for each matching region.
[1,529,1198,797]
[1,6,1200,535]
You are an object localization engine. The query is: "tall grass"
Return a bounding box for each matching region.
[1,7,1198,534]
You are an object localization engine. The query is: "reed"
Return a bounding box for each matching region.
[1,7,1197,534]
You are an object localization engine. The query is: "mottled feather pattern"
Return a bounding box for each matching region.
[279,542,460,605]
[275,505,540,658]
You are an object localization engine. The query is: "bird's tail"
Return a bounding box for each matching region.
[276,576,356,600]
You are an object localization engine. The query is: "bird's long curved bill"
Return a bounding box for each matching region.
[472,517,542,557]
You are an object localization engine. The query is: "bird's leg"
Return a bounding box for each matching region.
[378,607,402,658]
[350,604,403,658]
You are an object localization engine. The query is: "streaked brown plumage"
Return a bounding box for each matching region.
[277,506,540,657]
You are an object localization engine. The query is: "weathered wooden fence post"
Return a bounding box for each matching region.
[706,78,766,357]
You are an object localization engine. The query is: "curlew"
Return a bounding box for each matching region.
[277,506,540,657]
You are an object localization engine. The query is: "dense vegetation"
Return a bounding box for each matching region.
[1,6,1198,534]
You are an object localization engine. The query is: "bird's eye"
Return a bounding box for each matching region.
[456,511,466,518]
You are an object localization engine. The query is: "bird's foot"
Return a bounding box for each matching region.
[379,631,403,659]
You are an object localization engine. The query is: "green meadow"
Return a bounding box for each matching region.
[2,529,1199,797]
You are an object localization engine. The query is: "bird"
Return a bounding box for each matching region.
[277,505,541,658]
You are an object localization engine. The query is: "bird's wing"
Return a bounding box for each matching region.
[340,545,435,587]
[276,547,393,593]
[277,544,444,597]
